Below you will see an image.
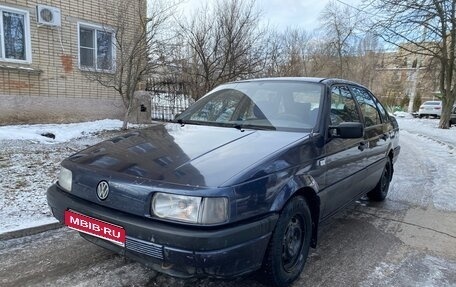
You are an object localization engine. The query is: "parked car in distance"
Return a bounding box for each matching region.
[450,105,456,126]
[418,100,442,118]
[47,77,400,287]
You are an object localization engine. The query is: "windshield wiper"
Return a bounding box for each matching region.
[176,119,185,126]
[174,119,206,126]
[232,123,276,131]
[234,124,245,132]
[175,120,275,131]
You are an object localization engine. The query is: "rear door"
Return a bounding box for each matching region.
[350,86,389,192]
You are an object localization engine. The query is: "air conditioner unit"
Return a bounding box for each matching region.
[36,5,61,27]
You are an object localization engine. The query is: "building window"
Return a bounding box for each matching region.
[78,23,115,72]
[0,6,31,63]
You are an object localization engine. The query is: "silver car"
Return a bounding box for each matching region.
[418,101,442,118]
[450,106,456,126]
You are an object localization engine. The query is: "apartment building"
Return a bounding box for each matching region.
[0,0,146,124]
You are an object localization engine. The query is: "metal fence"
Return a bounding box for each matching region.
[150,93,193,121]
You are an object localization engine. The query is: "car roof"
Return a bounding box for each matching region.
[232,77,366,88]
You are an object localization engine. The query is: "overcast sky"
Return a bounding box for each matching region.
[175,0,364,31]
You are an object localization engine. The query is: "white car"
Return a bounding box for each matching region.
[418,101,442,118]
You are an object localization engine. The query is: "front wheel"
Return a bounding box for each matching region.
[367,158,392,201]
[259,196,312,287]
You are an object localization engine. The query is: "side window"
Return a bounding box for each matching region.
[351,87,382,127]
[78,23,115,72]
[0,6,31,63]
[372,93,389,122]
[330,86,360,125]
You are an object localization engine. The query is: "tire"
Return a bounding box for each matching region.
[259,197,312,287]
[367,158,392,201]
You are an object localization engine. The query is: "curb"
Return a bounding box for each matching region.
[0,222,63,241]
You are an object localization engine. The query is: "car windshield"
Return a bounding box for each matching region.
[176,81,323,132]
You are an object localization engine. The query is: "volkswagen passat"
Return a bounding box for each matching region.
[47,77,400,287]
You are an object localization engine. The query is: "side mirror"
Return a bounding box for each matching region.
[330,122,364,138]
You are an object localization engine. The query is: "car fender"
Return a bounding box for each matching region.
[269,173,319,212]
[269,173,321,247]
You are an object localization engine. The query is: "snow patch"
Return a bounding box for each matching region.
[393,111,414,119]
[361,255,456,287]
[0,119,125,144]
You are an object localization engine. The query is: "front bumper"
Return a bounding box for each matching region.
[47,184,278,278]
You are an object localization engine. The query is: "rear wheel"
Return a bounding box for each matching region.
[259,197,312,287]
[367,158,392,201]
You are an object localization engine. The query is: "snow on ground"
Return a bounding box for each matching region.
[396,117,456,147]
[389,130,456,211]
[0,119,125,144]
[0,121,131,234]
[361,253,456,287]
[1,117,456,234]
[393,111,414,119]
[392,117,456,211]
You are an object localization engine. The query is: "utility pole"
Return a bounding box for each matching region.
[407,63,420,113]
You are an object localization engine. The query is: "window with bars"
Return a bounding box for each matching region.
[78,23,115,72]
[0,6,31,63]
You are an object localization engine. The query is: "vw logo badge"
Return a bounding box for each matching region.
[96,181,110,200]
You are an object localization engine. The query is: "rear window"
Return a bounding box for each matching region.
[423,101,441,105]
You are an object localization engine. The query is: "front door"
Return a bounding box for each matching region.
[320,85,368,219]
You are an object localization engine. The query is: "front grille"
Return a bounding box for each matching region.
[126,236,164,260]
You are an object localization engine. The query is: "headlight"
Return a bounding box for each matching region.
[152,193,228,225]
[58,166,72,192]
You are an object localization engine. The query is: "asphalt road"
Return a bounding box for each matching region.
[1,132,456,287]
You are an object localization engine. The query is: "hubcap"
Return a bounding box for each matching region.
[282,215,304,271]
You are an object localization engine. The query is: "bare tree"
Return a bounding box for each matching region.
[84,0,180,129]
[179,0,266,100]
[351,33,383,88]
[370,0,456,128]
[263,28,312,77]
[320,1,363,78]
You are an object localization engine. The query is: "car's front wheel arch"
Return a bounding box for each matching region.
[259,196,313,286]
[271,184,320,249]
[292,188,320,248]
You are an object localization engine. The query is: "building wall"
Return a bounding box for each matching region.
[371,47,440,110]
[0,0,146,124]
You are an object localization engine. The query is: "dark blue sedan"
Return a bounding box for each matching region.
[47,77,400,287]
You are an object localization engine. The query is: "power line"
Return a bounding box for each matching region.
[334,0,378,17]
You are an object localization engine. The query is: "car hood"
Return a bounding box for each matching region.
[67,123,309,187]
